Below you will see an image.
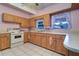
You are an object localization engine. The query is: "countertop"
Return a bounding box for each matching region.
[0,32,10,34]
[30,31,66,35]
[64,32,79,53]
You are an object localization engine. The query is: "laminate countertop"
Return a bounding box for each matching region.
[64,32,79,53]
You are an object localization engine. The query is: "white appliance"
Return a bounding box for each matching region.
[8,28,24,47]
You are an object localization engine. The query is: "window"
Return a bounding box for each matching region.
[36,19,44,29]
[51,13,71,29]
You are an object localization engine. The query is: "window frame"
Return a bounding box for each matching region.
[51,12,72,30]
[36,19,44,29]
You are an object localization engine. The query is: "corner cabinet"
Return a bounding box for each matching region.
[0,33,11,50]
[24,32,30,43]
[20,18,30,28]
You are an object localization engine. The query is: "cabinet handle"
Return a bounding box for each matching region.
[49,37,52,45]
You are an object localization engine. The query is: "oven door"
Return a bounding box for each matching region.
[11,34,24,44]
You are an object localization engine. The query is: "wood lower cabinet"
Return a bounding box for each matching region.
[35,33,42,46]
[55,35,68,55]
[29,32,68,55]
[30,32,36,44]
[46,34,56,51]
[0,33,10,50]
[24,32,30,43]
[41,34,47,48]
[68,51,79,56]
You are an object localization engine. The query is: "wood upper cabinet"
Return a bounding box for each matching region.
[55,35,68,55]
[29,14,50,28]
[0,33,10,50]
[29,18,36,28]
[3,13,16,23]
[20,18,29,28]
[3,13,28,25]
[24,32,30,43]
[46,34,56,50]
[43,14,50,27]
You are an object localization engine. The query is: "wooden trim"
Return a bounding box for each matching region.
[71,3,79,10]
[50,3,79,16]
[0,47,11,51]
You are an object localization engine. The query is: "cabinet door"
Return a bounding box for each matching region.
[47,34,55,50]
[47,35,52,50]
[35,33,42,46]
[0,33,10,50]
[30,19,35,28]
[41,34,47,48]
[30,33,36,44]
[51,35,56,51]
[24,32,30,43]
[3,13,17,23]
[55,35,68,55]
[20,18,29,28]
[44,14,50,27]
[16,16,22,23]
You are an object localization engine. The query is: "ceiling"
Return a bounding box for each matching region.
[3,3,71,18]
[9,3,55,15]
[20,3,54,10]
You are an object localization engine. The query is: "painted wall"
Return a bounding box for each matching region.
[0,4,30,32]
[71,10,79,31]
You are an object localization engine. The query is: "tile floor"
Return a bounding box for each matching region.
[0,43,62,56]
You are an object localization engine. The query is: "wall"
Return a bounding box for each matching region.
[71,9,79,31]
[0,4,30,32]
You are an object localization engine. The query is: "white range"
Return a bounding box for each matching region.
[8,28,24,47]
